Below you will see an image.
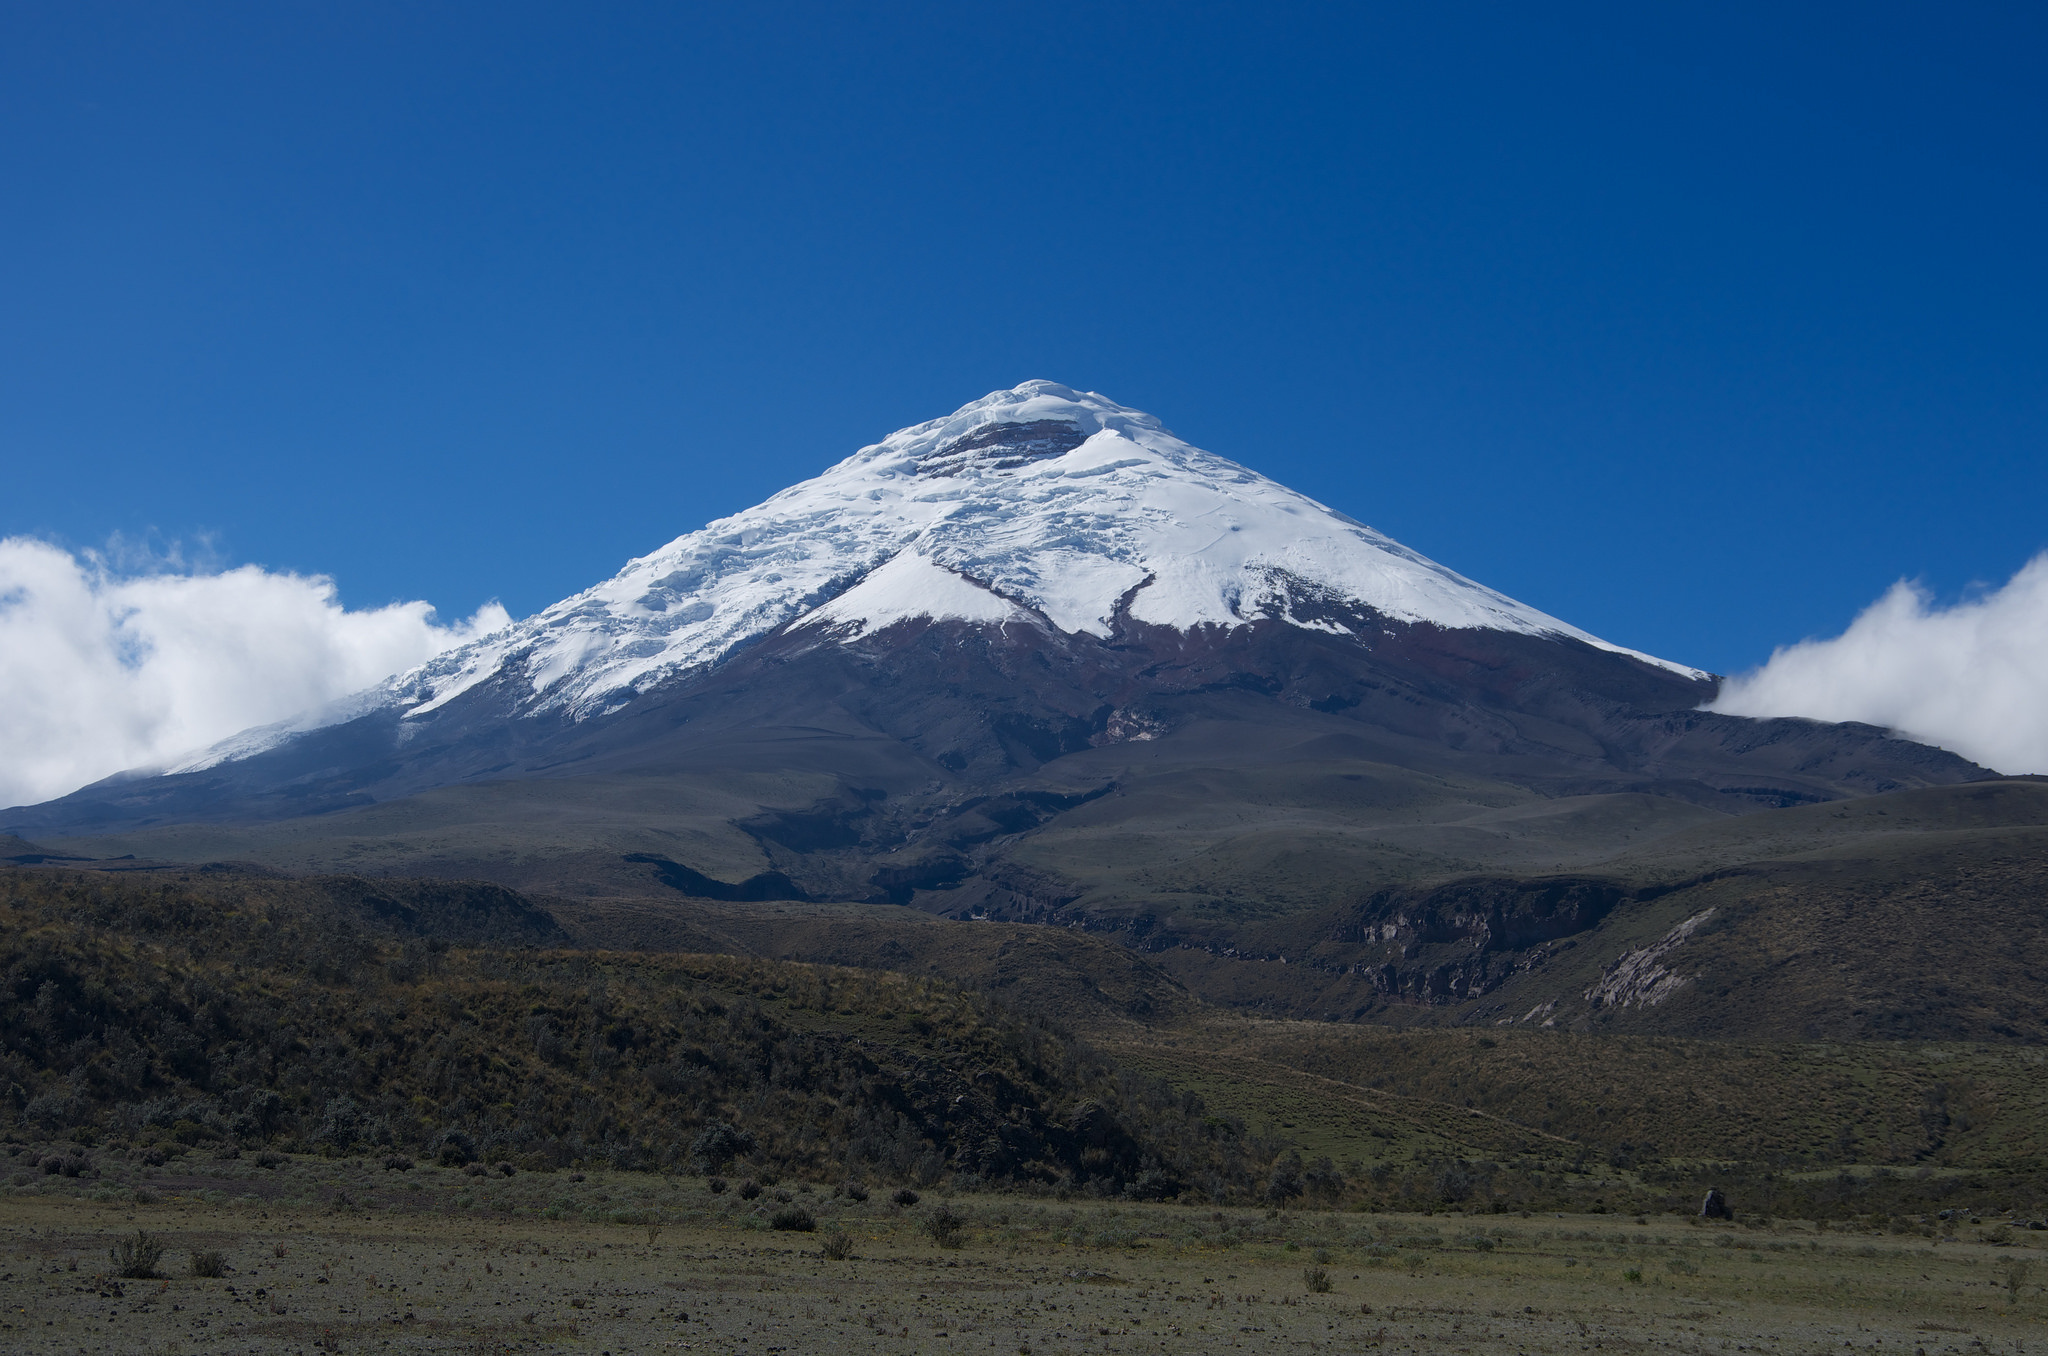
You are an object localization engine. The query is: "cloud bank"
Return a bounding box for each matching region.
[0,538,510,811]
[1712,552,2048,775]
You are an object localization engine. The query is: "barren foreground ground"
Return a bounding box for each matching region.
[2,1152,2041,1355]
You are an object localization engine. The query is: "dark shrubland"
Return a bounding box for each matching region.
[0,867,1274,1195]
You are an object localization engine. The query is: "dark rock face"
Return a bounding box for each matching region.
[1301,875,1645,1007]
[1701,1189,1734,1220]
[1334,877,1635,954]
[916,420,1093,476]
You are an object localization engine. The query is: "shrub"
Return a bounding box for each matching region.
[190,1249,228,1278]
[1624,1267,1644,1283]
[921,1205,965,1249]
[772,1188,793,1204]
[842,1182,869,1203]
[254,1151,286,1170]
[110,1231,165,1279]
[690,1122,757,1173]
[1304,1267,1332,1294]
[1125,1167,1179,1201]
[770,1207,816,1232]
[738,1179,762,1201]
[464,1162,488,1178]
[822,1229,853,1260]
[707,1177,728,1194]
[435,1130,477,1167]
[1266,1156,1305,1202]
[494,1162,516,1177]
[892,1188,920,1207]
[1667,1258,1698,1275]
[382,1155,414,1171]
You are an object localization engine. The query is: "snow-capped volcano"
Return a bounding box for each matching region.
[17,379,1981,847]
[375,381,1699,728]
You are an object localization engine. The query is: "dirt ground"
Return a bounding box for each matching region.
[2,1149,2041,1354]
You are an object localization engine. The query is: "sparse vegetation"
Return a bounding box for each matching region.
[921,1204,965,1248]
[189,1248,227,1277]
[109,1230,164,1279]
[5,1183,2037,1354]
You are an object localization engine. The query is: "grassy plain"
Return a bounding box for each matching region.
[4,1149,2044,1355]
[1113,1018,2048,1176]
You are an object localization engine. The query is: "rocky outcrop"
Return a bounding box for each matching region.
[1584,910,1715,1011]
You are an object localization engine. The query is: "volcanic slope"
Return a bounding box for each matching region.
[5,382,2001,1027]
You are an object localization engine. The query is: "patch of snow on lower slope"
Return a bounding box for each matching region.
[806,551,1038,635]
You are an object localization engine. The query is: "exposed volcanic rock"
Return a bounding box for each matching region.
[1333,875,1637,954]
[917,419,1094,475]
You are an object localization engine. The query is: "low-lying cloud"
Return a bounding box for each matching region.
[0,537,510,811]
[1712,552,2048,775]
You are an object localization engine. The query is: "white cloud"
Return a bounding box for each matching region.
[1711,552,2048,775]
[0,537,510,811]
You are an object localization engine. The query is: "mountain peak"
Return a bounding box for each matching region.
[834,381,1160,479]
[176,382,1705,770]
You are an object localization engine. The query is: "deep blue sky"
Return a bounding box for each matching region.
[4,1,2043,675]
